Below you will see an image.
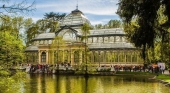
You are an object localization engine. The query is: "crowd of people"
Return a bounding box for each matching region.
[22,62,72,73]
[100,64,167,74]
[10,63,169,74]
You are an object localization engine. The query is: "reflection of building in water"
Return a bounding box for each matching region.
[25,7,143,66]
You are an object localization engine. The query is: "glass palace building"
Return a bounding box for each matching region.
[25,8,143,66]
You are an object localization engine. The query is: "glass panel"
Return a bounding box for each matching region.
[63,31,76,41]
[41,52,46,63]
[49,40,52,44]
[104,37,108,43]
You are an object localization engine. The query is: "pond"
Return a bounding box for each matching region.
[23,74,170,93]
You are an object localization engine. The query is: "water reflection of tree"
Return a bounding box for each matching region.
[56,75,60,93]
[84,77,88,93]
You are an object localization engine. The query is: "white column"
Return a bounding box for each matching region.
[124,51,127,64]
[103,37,104,43]
[71,50,74,66]
[79,50,82,65]
[103,51,105,62]
[98,51,101,67]
[131,51,133,64]
[110,51,112,64]
[68,50,71,63]
[38,50,41,64]
[118,51,119,63]
[62,50,64,62]
[46,50,48,64]
[113,51,115,64]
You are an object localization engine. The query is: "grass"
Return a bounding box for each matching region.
[116,71,155,75]
[156,74,170,82]
[116,71,170,83]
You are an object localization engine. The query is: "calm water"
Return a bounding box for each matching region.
[23,74,170,93]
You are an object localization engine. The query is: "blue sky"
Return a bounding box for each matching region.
[13,0,120,25]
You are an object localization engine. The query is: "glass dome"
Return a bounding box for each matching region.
[60,8,91,27]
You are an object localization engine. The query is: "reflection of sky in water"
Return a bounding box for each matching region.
[23,75,170,93]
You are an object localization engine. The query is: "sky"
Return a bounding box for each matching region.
[11,0,120,25]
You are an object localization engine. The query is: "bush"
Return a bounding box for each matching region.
[0,70,27,93]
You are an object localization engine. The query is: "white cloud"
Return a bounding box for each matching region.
[35,0,118,15]
[30,0,119,24]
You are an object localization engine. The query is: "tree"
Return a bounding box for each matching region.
[38,12,66,33]
[44,12,66,21]
[107,20,122,28]
[25,23,39,46]
[50,36,65,74]
[0,0,35,19]
[93,20,121,29]
[0,0,35,92]
[25,12,66,46]
[116,0,170,64]
[94,24,103,29]
[0,71,27,93]
[0,26,24,69]
[81,23,91,75]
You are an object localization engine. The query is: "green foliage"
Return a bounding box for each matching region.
[116,71,155,75]
[81,23,91,41]
[0,1,34,93]
[25,12,65,45]
[94,20,122,29]
[156,74,170,82]
[0,70,10,76]
[49,36,65,64]
[99,68,111,72]
[0,31,24,68]
[162,0,170,26]
[0,71,27,93]
[37,12,65,33]
[25,23,39,45]
[44,12,66,21]
[117,0,170,64]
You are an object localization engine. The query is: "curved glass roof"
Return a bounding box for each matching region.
[88,43,135,50]
[33,28,125,40]
[89,28,125,36]
[25,45,38,52]
[33,33,55,40]
[60,9,91,26]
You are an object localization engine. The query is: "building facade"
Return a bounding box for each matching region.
[25,8,143,66]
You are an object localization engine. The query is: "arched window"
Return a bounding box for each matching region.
[41,52,46,63]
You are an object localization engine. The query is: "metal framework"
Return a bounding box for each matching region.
[25,8,143,66]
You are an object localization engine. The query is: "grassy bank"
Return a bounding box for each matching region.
[116,71,170,83]
[156,74,170,82]
[116,71,155,75]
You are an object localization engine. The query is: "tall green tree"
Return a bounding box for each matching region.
[25,12,66,46]
[93,20,121,29]
[25,23,39,46]
[50,36,65,74]
[0,0,35,92]
[107,20,122,28]
[81,23,91,74]
[117,0,170,64]
[0,27,24,68]
[39,12,66,33]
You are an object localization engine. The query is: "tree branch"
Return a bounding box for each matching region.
[0,0,36,16]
